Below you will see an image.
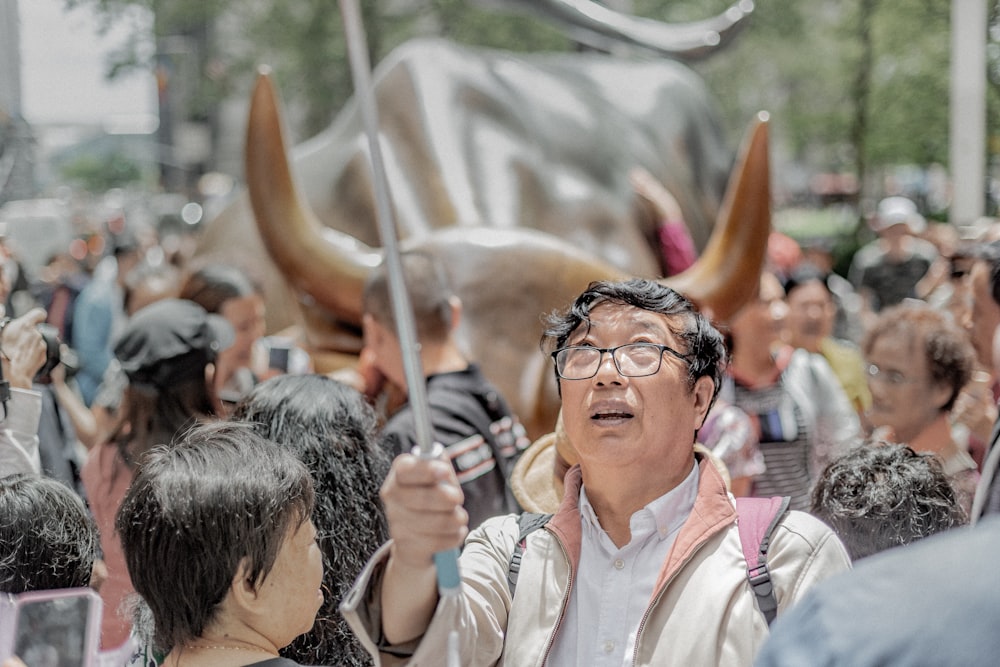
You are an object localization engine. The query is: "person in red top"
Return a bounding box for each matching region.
[81,299,232,649]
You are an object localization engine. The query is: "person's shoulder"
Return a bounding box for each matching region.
[909,237,939,261]
[463,512,530,560]
[784,347,831,378]
[848,241,884,269]
[767,510,852,593]
[775,508,846,548]
[758,522,1000,667]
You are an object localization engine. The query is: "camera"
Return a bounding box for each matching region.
[34,324,77,384]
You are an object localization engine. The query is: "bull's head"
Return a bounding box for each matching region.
[237,60,769,439]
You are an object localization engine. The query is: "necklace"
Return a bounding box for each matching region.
[184,643,274,654]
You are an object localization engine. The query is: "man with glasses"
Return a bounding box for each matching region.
[343,279,850,666]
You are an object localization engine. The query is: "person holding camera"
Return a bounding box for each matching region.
[0,308,51,477]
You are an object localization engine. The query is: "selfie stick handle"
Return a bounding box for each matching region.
[339,0,461,596]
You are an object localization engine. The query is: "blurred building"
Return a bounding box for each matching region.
[0,0,37,203]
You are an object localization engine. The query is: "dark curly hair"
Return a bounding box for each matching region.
[0,474,98,593]
[861,302,975,411]
[232,374,391,667]
[811,442,967,561]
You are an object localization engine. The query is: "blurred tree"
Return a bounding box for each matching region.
[637,0,997,211]
[66,0,996,208]
[60,152,144,192]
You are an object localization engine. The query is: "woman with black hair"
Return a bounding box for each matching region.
[232,374,391,667]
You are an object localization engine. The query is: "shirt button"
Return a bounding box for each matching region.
[603,641,615,653]
[613,558,625,570]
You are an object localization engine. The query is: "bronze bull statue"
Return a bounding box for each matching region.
[198,5,770,439]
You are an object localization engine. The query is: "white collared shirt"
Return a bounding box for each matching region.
[546,463,699,667]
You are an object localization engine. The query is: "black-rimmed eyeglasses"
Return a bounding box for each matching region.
[551,343,689,380]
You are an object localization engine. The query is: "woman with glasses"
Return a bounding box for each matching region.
[862,302,979,514]
[720,271,860,511]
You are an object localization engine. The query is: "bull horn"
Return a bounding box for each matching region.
[246,68,379,322]
[480,0,754,60]
[665,111,771,322]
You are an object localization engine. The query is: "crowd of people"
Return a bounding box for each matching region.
[1,196,1000,666]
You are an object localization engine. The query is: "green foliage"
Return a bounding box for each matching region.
[66,0,995,202]
[59,152,144,192]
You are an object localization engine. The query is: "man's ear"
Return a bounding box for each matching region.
[205,363,225,416]
[692,375,716,429]
[362,313,380,345]
[931,381,954,414]
[448,295,462,332]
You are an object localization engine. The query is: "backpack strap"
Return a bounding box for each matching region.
[735,495,791,626]
[507,512,553,598]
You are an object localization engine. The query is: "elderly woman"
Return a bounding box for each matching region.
[232,374,391,667]
[116,422,322,667]
[862,302,979,513]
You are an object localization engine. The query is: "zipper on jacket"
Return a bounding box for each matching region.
[539,529,574,666]
[629,520,733,667]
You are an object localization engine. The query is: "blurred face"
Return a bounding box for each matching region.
[865,334,950,442]
[362,314,406,391]
[785,281,835,353]
[965,261,1000,369]
[558,303,714,484]
[256,519,324,648]
[729,273,788,350]
[219,294,266,367]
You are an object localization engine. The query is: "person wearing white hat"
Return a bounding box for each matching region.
[847,196,938,326]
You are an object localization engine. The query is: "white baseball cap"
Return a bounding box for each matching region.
[874,196,926,234]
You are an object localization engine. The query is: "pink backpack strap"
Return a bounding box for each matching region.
[735,496,791,626]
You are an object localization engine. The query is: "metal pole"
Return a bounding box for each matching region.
[338,0,461,597]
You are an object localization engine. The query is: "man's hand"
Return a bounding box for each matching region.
[1,309,48,389]
[379,453,468,645]
[381,453,468,567]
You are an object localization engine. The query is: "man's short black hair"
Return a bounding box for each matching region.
[811,443,967,561]
[0,474,98,593]
[781,263,832,298]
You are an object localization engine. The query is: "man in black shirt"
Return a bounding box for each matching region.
[361,252,529,528]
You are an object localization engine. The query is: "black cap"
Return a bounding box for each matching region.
[114,299,234,389]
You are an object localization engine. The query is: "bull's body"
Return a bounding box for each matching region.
[199,37,770,438]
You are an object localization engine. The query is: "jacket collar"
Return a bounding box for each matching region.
[546,452,737,586]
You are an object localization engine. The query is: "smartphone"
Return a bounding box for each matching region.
[0,588,102,667]
[268,342,291,373]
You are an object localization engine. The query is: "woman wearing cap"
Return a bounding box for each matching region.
[80,298,234,650]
